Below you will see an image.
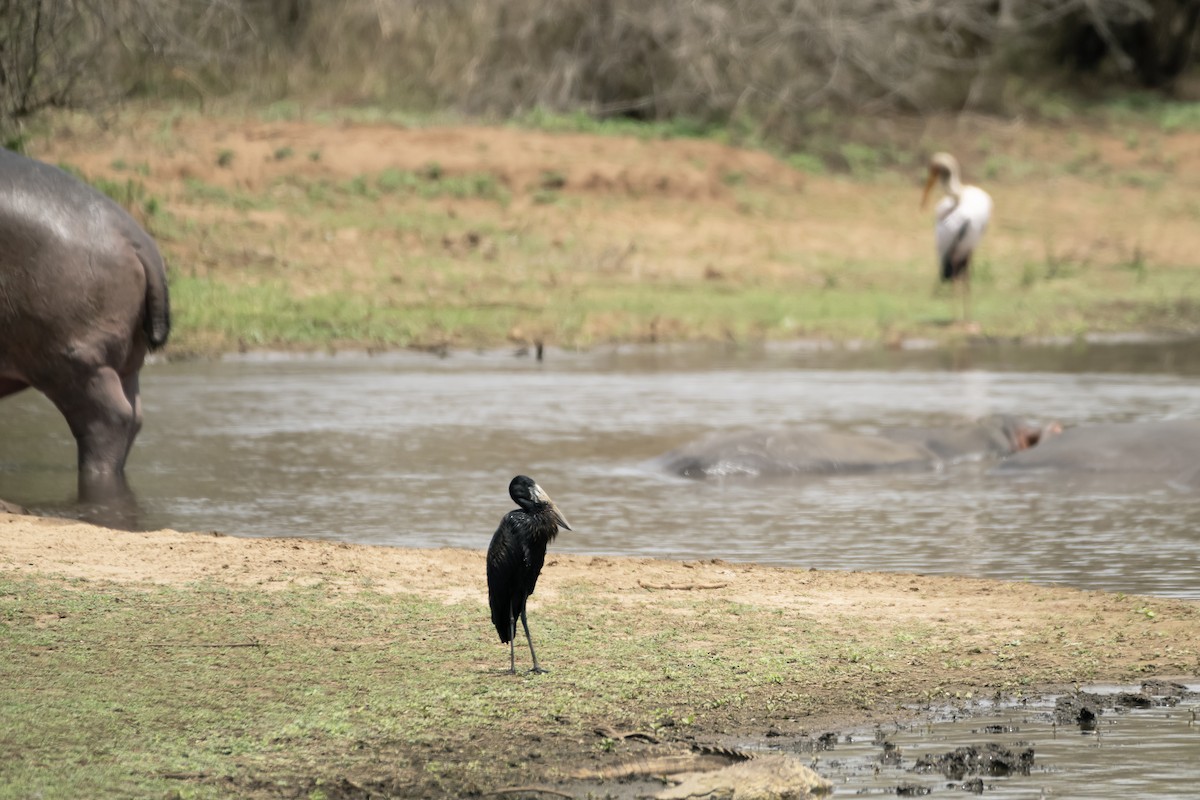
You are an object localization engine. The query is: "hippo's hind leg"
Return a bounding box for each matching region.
[41,364,141,475]
[120,370,145,463]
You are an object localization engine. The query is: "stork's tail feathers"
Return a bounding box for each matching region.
[940,253,956,282]
[490,596,514,643]
[941,220,972,282]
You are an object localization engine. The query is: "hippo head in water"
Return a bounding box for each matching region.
[881,414,1062,464]
[1009,419,1064,452]
[996,420,1200,486]
[658,414,1064,480]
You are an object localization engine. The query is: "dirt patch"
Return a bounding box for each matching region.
[5,506,1198,652]
[4,512,1183,653]
[33,110,1200,203]
[34,114,801,201]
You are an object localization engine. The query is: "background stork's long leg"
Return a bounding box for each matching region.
[963,270,971,324]
[520,608,546,674]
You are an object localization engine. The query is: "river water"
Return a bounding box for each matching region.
[2,338,1200,598]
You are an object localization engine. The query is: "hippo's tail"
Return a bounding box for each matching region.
[136,239,171,351]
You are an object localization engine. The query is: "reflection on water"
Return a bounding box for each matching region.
[793,683,1200,799]
[2,339,1199,597]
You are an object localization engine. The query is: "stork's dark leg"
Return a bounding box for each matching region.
[507,613,517,674]
[520,608,546,674]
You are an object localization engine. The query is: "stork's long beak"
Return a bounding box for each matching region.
[920,169,938,209]
[533,483,573,531]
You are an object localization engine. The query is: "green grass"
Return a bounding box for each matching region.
[0,578,480,798]
[165,256,1200,354]
[2,562,1196,797]
[511,107,724,142]
[170,276,530,349]
[1097,91,1200,133]
[54,164,167,227]
[0,574,942,798]
[154,154,1200,356]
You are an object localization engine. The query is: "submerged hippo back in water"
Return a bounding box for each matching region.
[995,421,1200,487]
[0,148,170,475]
[658,415,1047,479]
[659,429,933,479]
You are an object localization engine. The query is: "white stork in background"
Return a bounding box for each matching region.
[922,152,992,324]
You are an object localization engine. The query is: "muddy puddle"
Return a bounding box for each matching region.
[578,682,1200,799]
[772,682,1200,798]
[2,338,1200,597]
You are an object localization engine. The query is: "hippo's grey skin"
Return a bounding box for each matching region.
[879,414,1052,461]
[0,148,170,475]
[659,415,1048,479]
[660,429,933,479]
[994,421,1200,483]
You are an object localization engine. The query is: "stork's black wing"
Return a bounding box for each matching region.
[486,511,530,643]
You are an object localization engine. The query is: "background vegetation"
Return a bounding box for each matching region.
[2,1,1197,146]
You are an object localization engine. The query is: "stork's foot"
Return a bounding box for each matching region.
[529,666,548,675]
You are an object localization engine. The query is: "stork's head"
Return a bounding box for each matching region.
[922,152,962,208]
[509,475,573,531]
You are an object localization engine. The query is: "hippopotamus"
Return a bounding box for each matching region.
[0,148,170,476]
[993,421,1200,488]
[658,414,1053,479]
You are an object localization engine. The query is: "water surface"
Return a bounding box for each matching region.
[3,339,1199,597]
[780,683,1200,798]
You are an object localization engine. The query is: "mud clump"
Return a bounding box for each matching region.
[1141,679,1192,697]
[1054,691,1103,730]
[1140,680,1200,706]
[913,743,1034,781]
[789,731,839,752]
[1055,684,1198,723]
[1114,691,1154,709]
[960,777,985,794]
[879,740,904,766]
[655,753,833,799]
